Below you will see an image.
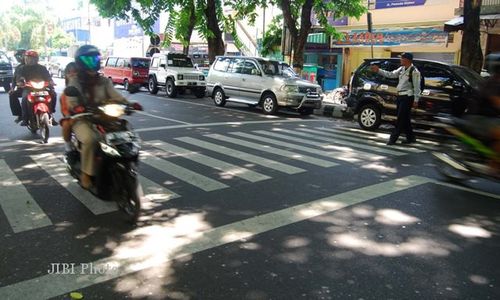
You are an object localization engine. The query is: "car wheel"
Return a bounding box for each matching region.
[358,104,381,131]
[148,77,159,95]
[123,79,130,92]
[213,88,226,107]
[166,78,177,98]
[262,93,278,115]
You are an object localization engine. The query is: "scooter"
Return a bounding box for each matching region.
[23,79,55,143]
[432,114,499,183]
[64,92,143,223]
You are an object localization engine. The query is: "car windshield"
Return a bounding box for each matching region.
[257,59,297,78]
[0,53,10,64]
[451,66,484,90]
[167,54,193,68]
[131,58,150,68]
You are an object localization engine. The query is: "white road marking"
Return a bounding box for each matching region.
[340,127,439,146]
[275,129,407,156]
[135,111,192,125]
[30,154,117,215]
[434,181,500,200]
[252,130,387,162]
[135,119,324,133]
[0,175,432,299]
[176,137,305,174]
[205,134,338,168]
[314,127,430,152]
[0,160,52,233]
[230,131,383,163]
[148,140,270,183]
[139,175,180,203]
[141,152,228,192]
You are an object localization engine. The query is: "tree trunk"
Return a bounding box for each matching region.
[205,0,225,64]
[460,0,483,73]
[183,0,196,56]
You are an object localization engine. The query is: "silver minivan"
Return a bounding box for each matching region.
[207,56,323,115]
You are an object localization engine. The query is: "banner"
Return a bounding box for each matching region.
[114,19,160,39]
[375,0,426,9]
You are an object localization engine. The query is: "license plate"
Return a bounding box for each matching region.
[31,91,49,96]
[187,82,197,86]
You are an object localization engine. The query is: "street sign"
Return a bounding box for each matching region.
[150,34,161,46]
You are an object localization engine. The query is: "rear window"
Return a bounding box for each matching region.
[167,54,193,68]
[131,58,150,68]
[213,57,231,72]
[356,60,399,85]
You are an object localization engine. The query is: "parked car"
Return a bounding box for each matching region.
[148,53,206,98]
[0,51,14,92]
[207,56,323,115]
[48,56,74,78]
[346,58,483,130]
[103,56,150,93]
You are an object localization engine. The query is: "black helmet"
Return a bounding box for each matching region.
[14,49,26,63]
[485,52,500,75]
[75,45,101,72]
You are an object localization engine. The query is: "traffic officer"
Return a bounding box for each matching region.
[371,52,421,145]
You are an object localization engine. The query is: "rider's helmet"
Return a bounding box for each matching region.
[75,45,101,72]
[14,49,26,64]
[485,52,500,76]
[24,50,39,65]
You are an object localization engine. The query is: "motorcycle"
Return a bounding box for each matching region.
[432,114,499,182]
[64,94,143,223]
[23,79,55,143]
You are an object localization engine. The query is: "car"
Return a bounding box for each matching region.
[207,56,323,115]
[346,58,483,130]
[0,51,14,92]
[148,52,206,98]
[103,56,151,93]
[48,56,74,78]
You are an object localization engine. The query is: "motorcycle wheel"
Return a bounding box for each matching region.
[114,169,142,224]
[40,113,50,143]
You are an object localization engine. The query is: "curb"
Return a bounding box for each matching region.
[314,103,354,119]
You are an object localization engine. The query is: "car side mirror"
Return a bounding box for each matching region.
[160,64,166,69]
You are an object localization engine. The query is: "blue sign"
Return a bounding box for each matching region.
[375,0,426,9]
[114,19,160,39]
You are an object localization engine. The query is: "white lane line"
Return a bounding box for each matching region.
[315,127,431,152]
[30,154,117,215]
[275,129,407,156]
[0,175,432,299]
[230,131,382,163]
[252,130,387,162]
[135,111,192,125]
[0,160,52,233]
[339,127,439,146]
[205,134,338,168]
[176,137,305,175]
[139,175,180,203]
[141,151,228,192]
[135,119,324,133]
[148,140,270,183]
[434,181,500,200]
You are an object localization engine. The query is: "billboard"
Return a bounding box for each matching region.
[375,0,426,9]
[114,19,160,39]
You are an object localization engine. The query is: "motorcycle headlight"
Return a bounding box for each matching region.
[99,104,125,117]
[30,81,45,89]
[100,142,121,157]
[281,85,299,93]
[177,74,183,80]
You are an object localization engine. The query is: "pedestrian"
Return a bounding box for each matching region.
[371,52,421,145]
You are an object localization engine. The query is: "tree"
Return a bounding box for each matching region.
[51,29,76,51]
[460,0,483,73]
[4,6,47,50]
[235,0,365,71]
[0,19,21,50]
[261,15,283,57]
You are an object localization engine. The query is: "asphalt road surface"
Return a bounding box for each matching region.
[0,79,499,300]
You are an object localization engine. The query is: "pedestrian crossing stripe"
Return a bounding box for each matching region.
[204,134,339,168]
[139,175,180,203]
[312,127,426,153]
[272,129,407,156]
[175,137,306,174]
[148,140,271,183]
[0,159,52,233]
[141,151,229,192]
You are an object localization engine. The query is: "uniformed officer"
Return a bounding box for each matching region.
[371,52,421,145]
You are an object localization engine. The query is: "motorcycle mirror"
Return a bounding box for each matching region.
[64,86,81,97]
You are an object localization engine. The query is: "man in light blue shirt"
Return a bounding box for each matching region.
[371,53,421,145]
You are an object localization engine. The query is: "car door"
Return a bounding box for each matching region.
[239,59,264,102]
[418,64,458,121]
[116,58,126,84]
[158,55,168,84]
[224,58,245,99]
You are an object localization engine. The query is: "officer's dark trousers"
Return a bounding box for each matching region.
[389,95,415,143]
[9,88,22,117]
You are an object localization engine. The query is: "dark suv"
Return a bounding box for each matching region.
[346,58,483,130]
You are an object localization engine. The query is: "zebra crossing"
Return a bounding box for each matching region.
[0,126,433,234]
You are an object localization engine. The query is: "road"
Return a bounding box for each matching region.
[0,80,499,300]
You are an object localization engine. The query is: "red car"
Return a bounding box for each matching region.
[102,57,150,93]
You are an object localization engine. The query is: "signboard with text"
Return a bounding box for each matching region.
[114,19,160,39]
[375,0,426,9]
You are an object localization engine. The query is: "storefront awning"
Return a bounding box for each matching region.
[444,14,500,32]
[307,33,327,44]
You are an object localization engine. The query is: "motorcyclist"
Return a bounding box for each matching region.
[8,49,26,123]
[18,50,58,126]
[63,45,142,190]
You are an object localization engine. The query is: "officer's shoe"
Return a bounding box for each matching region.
[20,121,28,126]
[14,116,22,123]
[386,140,396,146]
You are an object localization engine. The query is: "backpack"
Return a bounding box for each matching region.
[408,66,425,92]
